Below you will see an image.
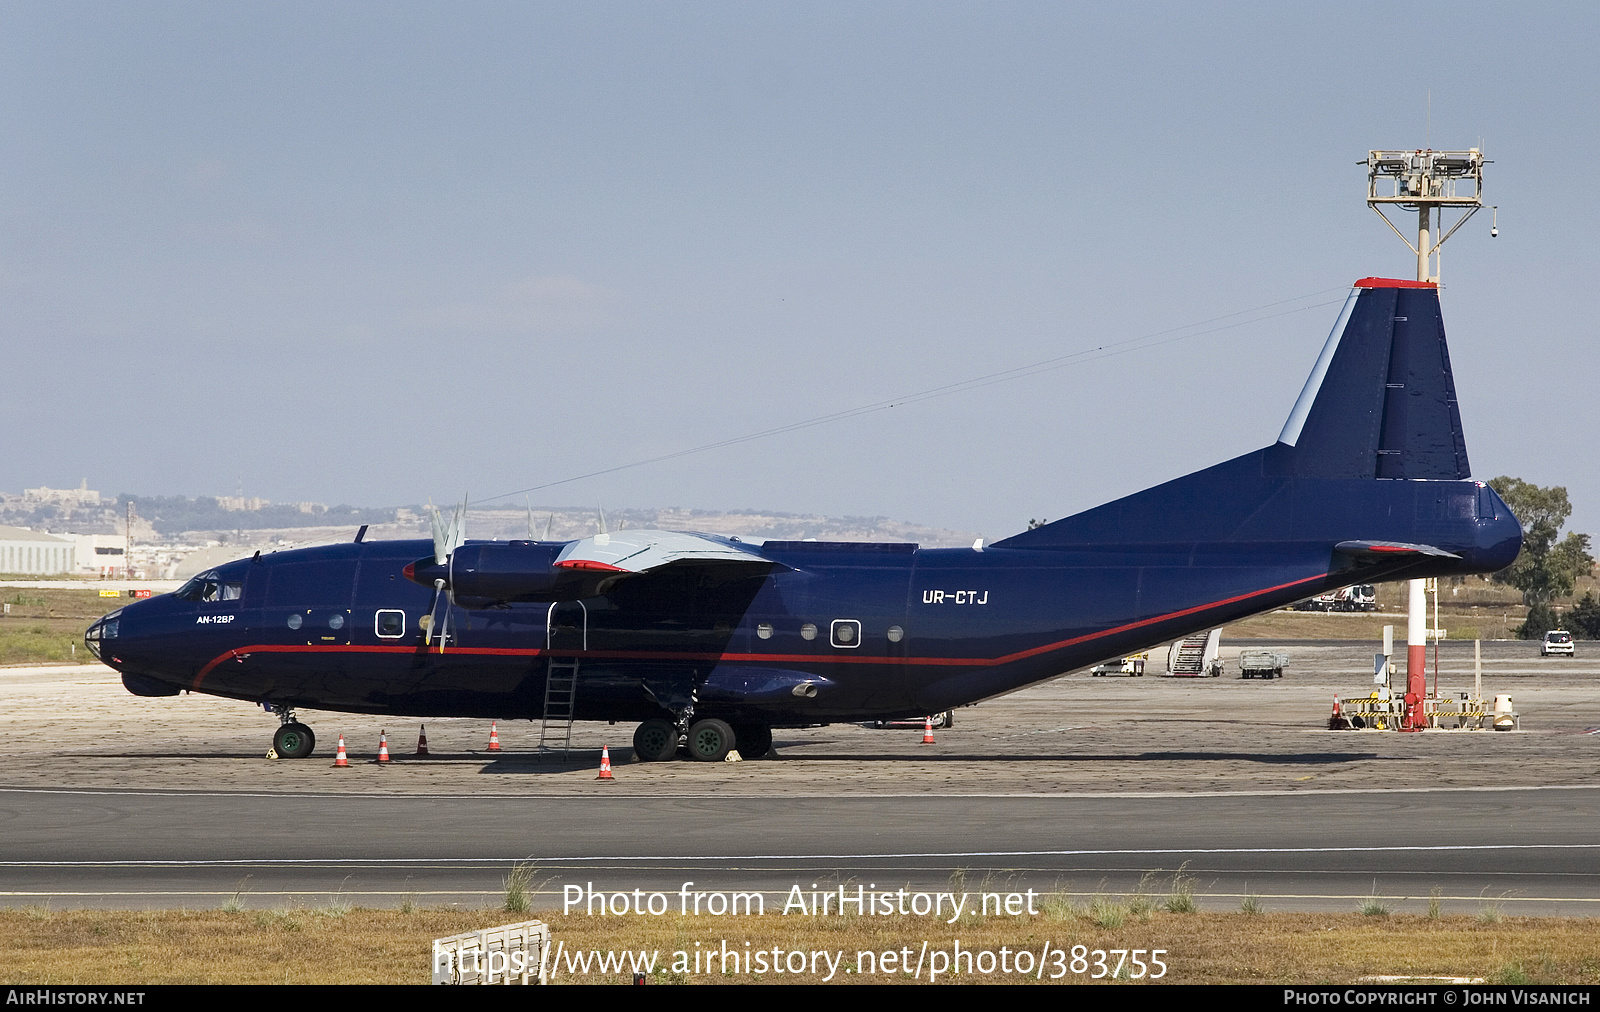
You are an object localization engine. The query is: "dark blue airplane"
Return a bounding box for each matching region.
[87,278,1520,762]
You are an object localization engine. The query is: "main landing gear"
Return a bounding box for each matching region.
[631,718,771,762]
[632,719,678,762]
[268,705,316,759]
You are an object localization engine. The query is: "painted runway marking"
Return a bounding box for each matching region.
[7,843,1600,866]
[4,783,1600,802]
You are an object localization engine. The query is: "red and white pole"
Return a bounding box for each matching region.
[1402,208,1434,732]
[1403,578,1427,730]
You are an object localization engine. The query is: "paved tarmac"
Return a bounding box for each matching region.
[2,638,1598,914]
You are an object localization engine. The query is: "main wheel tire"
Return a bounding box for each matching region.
[686,718,735,762]
[731,724,772,759]
[273,722,315,759]
[632,719,679,762]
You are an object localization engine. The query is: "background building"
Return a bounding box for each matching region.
[21,481,101,509]
[65,533,129,576]
[0,526,77,575]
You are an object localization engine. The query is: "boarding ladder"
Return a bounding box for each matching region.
[1169,634,1210,676]
[538,657,579,758]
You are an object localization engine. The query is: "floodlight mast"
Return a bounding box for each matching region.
[1365,148,1486,284]
[1363,147,1489,731]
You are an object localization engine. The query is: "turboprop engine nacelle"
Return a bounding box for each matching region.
[403,542,602,605]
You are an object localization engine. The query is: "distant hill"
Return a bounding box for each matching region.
[0,493,392,537]
[119,495,399,536]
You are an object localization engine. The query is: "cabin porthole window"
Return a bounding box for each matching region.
[800,623,817,641]
[375,610,405,639]
[830,619,862,649]
[756,623,773,640]
[887,625,905,643]
[286,614,303,630]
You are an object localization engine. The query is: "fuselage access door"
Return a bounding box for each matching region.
[546,600,587,655]
[541,600,588,755]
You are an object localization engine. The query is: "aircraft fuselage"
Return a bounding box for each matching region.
[94,470,1518,727]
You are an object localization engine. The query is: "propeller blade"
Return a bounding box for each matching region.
[430,504,449,566]
[423,578,446,646]
[437,601,451,654]
[431,495,468,565]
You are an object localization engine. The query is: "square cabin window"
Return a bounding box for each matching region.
[375,610,406,639]
[830,619,862,649]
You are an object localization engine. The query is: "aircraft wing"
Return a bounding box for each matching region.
[553,530,778,573]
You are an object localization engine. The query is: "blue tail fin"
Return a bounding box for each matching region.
[1277,278,1469,480]
[996,278,1478,552]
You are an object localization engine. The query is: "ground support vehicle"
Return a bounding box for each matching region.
[1239,649,1288,679]
[867,711,955,730]
[1292,585,1378,612]
[1165,631,1222,677]
[1338,693,1499,730]
[1090,653,1148,677]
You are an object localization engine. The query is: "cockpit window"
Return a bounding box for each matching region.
[175,571,242,603]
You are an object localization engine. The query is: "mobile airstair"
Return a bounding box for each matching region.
[1165,630,1222,677]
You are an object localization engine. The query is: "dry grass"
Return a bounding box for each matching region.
[0,589,129,665]
[2,588,132,622]
[3,908,1600,984]
[1226,608,1524,642]
[0,624,85,664]
[1222,572,1600,643]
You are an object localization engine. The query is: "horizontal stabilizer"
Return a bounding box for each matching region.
[1335,540,1460,560]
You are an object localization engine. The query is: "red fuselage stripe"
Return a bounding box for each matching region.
[190,572,1325,691]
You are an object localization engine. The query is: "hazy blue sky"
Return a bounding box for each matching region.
[2,3,1594,540]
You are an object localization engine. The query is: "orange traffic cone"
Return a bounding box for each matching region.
[487,722,502,752]
[1327,695,1349,731]
[415,725,430,757]
[332,734,350,768]
[922,716,935,744]
[596,746,615,781]
[376,729,391,763]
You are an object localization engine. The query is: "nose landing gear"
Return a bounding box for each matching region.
[267,705,316,759]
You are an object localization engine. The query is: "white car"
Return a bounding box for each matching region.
[1542,630,1575,657]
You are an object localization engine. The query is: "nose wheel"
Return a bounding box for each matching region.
[271,722,316,759]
